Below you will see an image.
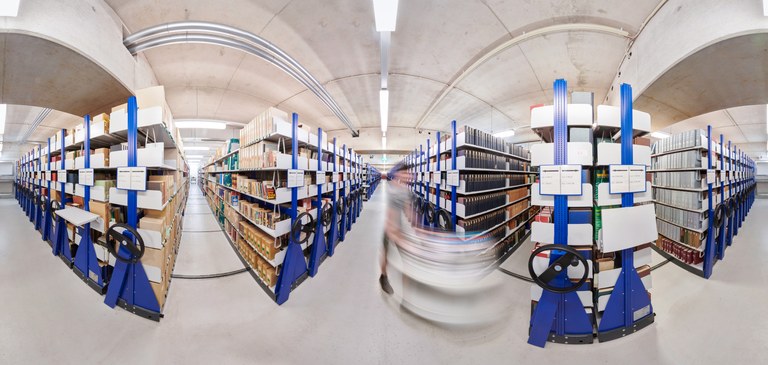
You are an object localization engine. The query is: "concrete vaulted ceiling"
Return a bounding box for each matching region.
[2,0,768,161]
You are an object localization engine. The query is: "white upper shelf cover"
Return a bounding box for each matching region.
[531,104,593,129]
[595,105,651,132]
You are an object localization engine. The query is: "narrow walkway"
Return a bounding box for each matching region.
[0,186,766,364]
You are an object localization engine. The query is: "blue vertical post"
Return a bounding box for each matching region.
[328,138,339,255]
[436,132,441,228]
[43,138,53,243]
[423,139,431,226]
[35,145,43,231]
[716,134,726,258]
[339,144,347,240]
[529,79,593,347]
[53,128,73,264]
[451,121,457,230]
[275,112,309,304]
[309,128,326,276]
[726,141,734,246]
[702,126,715,278]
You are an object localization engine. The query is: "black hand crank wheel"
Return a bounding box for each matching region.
[436,209,453,231]
[106,223,145,264]
[336,197,345,216]
[321,202,333,227]
[528,244,589,294]
[425,203,436,224]
[290,212,315,245]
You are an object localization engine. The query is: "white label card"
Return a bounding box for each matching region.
[79,169,95,187]
[57,170,67,183]
[343,172,349,181]
[332,173,340,183]
[432,171,440,184]
[559,165,582,195]
[117,167,147,191]
[446,170,460,187]
[629,166,646,192]
[539,166,562,195]
[316,171,325,185]
[287,169,304,188]
[609,165,630,193]
[707,169,717,185]
[46,171,52,181]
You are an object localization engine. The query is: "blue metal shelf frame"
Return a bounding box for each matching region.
[328,138,340,255]
[597,83,654,340]
[104,96,163,320]
[42,137,53,244]
[274,112,310,305]
[52,128,73,266]
[73,115,108,293]
[528,79,593,348]
[309,127,327,277]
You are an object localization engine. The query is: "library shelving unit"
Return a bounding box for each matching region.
[200,108,367,304]
[650,127,755,278]
[362,163,381,201]
[527,81,657,347]
[402,121,538,270]
[14,86,191,321]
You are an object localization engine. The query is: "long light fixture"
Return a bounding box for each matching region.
[650,131,671,139]
[176,120,226,130]
[493,130,515,138]
[184,146,210,151]
[380,89,389,132]
[0,104,6,134]
[0,0,20,17]
[764,0,768,16]
[373,0,399,32]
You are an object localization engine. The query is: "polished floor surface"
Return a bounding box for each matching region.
[1,183,766,364]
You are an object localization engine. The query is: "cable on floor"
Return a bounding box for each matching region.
[651,258,671,271]
[497,267,534,283]
[171,267,251,279]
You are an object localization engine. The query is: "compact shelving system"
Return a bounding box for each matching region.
[402,120,539,269]
[362,163,381,201]
[200,107,367,304]
[650,127,755,278]
[14,86,190,321]
[527,81,657,347]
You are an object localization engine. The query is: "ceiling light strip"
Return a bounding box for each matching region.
[20,108,52,143]
[123,22,358,137]
[413,23,630,129]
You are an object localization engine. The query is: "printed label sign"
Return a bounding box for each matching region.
[287,169,304,188]
[117,167,147,191]
[446,170,460,187]
[79,169,95,187]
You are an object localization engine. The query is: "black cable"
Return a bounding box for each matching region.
[171,267,251,279]
[651,258,671,271]
[497,267,534,283]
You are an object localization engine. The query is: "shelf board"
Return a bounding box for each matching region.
[457,216,514,242]
[648,167,707,172]
[658,233,705,252]
[650,244,705,277]
[650,145,707,157]
[439,182,532,196]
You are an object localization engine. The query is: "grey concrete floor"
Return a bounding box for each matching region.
[0,184,767,364]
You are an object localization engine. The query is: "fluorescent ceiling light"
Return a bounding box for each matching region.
[184,146,210,151]
[0,104,6,134]
[380,89,389,132]
[650,131,671,139]
[176,121,226,130]
[373,0,399,32]
[764,0,768,16]
[0,0,20,17]
[493,130,515,138]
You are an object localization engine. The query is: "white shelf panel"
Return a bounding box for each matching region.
[530,142,593,166]
[596,143,652,166]
[530,222,593,246]
[595,105,651,132]
[531,183,593,207]
[596,182,653,207]
[530,104,593,129]
[600,204,657,253]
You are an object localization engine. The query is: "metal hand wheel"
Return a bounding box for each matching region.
[336,198,345,216]
[436,209,453,231]
[321,202,333,227]
[290,212,315,244]
[106,223,146,264]
[416,196,425,215]
[528,244,589,294]
[425,203,436,224]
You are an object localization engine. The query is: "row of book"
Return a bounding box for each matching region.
[651,150,705,170]
[651,129,704,155]
[239,107,288,147]
[653,188,710,210]
[458,209,505,233]
[238,201,287,230]
[456,150,510,170]
[459,174,532,192]
[656,236,704,265]
[655,205,708,230]
[457,126,531,158]
[456,191,506,216]
[656,219,704,249]
[652,171,705,189]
